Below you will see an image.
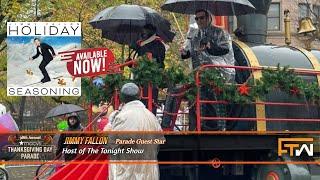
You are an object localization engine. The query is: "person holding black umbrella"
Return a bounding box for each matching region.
[90,4,175,45]
[131,24,167,115]
[132,24,166,68]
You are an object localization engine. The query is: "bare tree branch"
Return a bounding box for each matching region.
[17,96,26,128]
[78,1,84,22]
[36,12,54,21]
[0,31,7,46]
[306,0,319,19]
[4,100,17,113]
[0,43,7,52]
[51,97,72,104]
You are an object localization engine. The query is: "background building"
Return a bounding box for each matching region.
[267,0,320,48]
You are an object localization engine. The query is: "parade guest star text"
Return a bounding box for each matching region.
[115,138,166,144]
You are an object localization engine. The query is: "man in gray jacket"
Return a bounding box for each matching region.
[181,9,235,131]
[108,83,164,180]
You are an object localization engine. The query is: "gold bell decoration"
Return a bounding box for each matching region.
[298,17,317,34]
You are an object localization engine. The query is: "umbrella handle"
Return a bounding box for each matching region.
[171,13,185,42]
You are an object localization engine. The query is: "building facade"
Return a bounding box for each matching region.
[267,0,320,48]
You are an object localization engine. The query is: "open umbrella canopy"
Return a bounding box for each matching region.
[45,104,85,118]
[161,0,255,15]
[101,29,175,45]
[0,113,18,131]
[0,115,16,147]
[89,4,175,44]
[0,125,11,149]
[0,126,10,132]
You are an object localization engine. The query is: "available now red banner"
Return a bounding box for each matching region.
[59,48,115,77]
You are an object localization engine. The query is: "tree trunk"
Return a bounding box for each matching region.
[4,100,17,114]
[18,96,26,129]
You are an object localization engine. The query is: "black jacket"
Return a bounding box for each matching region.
[32,43,56,61]
[134,40,166,68]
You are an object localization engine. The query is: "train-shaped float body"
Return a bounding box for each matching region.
[229,41,320,131]
[158,42,320,180]
[159,0,320,179]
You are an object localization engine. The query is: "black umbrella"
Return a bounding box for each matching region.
[101,30,141,45]
[89,4,175,44]
[45,104,85,118]
[161,0,255,15]
[101,29,175,45]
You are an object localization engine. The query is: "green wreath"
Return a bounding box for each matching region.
[131,55,164,87]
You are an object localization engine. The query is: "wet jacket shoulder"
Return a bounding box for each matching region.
[135,40,166,68]
[204,26,229,56]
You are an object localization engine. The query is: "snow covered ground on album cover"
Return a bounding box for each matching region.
[7,37,81,87]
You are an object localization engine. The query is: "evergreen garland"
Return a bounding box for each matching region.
[82,61,320,106]
[81,78,105,105]
[81,74,128,105]
[197,65,320,105]
[103,74,128,100]
[184,72,197,102]
[164,64,188,88]
[131,55,163,87]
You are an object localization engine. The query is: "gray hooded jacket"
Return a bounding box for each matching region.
[182,21,235,82]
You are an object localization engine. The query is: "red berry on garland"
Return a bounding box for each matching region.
[290,87,300,95]
[238,84,250,96]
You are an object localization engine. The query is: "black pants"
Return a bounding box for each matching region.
[162,86,183,128]
[39,59,51,80]
[142,86,158,115]
[189,86,226,131]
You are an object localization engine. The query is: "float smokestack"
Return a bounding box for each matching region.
[236,0,272,44]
